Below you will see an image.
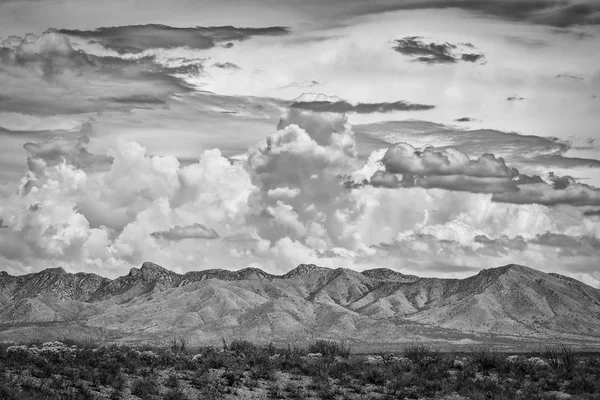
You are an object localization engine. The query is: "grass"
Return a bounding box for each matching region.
[0,339,599,399]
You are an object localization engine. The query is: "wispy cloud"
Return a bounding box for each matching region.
[151,223,220,241]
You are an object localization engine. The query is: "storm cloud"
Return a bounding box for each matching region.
[392,36,485,64]
[353,0,600,28]
[59,24,290,54]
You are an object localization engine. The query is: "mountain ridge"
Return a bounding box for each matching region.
[1,262,600,345]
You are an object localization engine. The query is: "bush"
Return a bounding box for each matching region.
[471,348,502,372]
[307,340,350,358]
[131,377,159,398]
[229,339,257,355]
[164,388,188,400]
[544,344,576,372]
[403,344,443,369]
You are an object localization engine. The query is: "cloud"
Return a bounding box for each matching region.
[455,117,474,122]
[290,97,435,114]
[0,31,193,116]
[584,209,600,216]
[368,141,600,206]
[492,174,600,206]
[507,95,525,101]
[382,142,518,178]
[556,73,584,80]
[59,24,290,54]
[212,62,241,70]
[352,0,600,28]
[391,36,485,64]
[151,223,219,240]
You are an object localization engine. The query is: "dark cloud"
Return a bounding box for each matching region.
[531,232,600,257]
[59,24,290,54]
[474,234,528,255]
[507,95,525,101]
[0,218,7,228]
[370,170,401,188]
[212,62,241,69]
[583,209,600,216]
[391,36,485,64]
[455,117,474,122]
[151,223,220,241]
[290,99,435,114]
[492,174,600,206]
[461,53,485,62]
[351,0,600,28]
[556,73,584,80]
[0,31,194,116]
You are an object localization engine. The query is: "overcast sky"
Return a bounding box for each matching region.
[1,0,600,287]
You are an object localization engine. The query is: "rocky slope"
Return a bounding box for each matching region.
[1,262,600,344]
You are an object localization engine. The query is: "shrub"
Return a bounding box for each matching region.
[403,344,443,369]
[165,373,179,388]
[471,348,502,372]
[164,388,188,400]
[307,340,350,358]
[543,344,576,372]
[229,339,257,356]
[131,377,159,398]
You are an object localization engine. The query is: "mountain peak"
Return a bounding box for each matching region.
[37,267,67,276]
[129,262,178,282]
[283,263,330,278]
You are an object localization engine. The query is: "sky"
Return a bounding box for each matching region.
[1,0,600,286]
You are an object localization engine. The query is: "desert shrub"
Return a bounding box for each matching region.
[403,344,443,370]
[471,348,502,372]
[165,373,179,388]
[267,382,285,399]
[362,366,387,385]
[131,377,159,398]
[544,344,576,372]
[170,338,187,354]
[164,388,188,400]
[222,367,244,387]
[284,382,306,400]
[307,340,350,358]
[229,339,257,355]
[565,373,600,394]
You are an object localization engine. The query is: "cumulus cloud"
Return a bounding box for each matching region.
[1,104,599,287]
[392,36,485,64]
[366,141,600,206]
[151,223,219,240]
[246,107,366,252]
[382,142,518,178]
[59,24,290,54]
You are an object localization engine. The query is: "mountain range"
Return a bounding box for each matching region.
[1,263,600,347]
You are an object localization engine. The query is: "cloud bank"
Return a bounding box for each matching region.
[59,24,290,54]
